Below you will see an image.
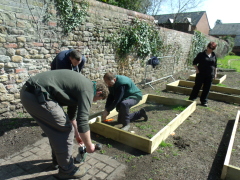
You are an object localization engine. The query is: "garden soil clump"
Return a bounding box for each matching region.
[1,69,240,180]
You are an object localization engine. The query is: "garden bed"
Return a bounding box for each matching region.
[89,94,196,153]
[166,80,240,104]
[188,73,227,84]
[221,111,240,180]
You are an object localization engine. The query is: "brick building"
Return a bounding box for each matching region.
[154,11,210,35]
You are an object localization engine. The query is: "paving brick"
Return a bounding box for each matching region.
[94,161,106,170]
[81,173,96,180]
[90,153,121,168]
[87,157,98,166]
[95,171,108,179]
[87,166,99,175]
[103,165,114,173]
[9,155,25,162]
[21,151,34,158]
[30,147,42,154]
[106,164,126,180]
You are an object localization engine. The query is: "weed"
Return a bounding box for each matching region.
[146,134,153,138]
[152,156,160,160]
[157,149,164,153]
[132,165,136,168]
[152,129,157,132]
[136,124,147,129]
[159,141,173,147]
[172,151,179,156]
[100,150,106,154]
[171,105,186,111]
[107,144,112,148]
[217,83,227,87]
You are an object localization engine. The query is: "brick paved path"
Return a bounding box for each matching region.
[0,137,126,180]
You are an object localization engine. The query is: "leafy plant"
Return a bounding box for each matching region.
[111,18,163,64]
[159,141,173,147]
[100,150,106,154]
[146,134,153,138]
[107,144,112,148]
[171,105,186,111]
[216,83,227,87]
[55,0,89,33]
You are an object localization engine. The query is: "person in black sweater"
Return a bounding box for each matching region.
[189,42,218,107]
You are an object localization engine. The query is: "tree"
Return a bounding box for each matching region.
[147,0,167,16]
[97,0,152,14]
[215,19,223,25]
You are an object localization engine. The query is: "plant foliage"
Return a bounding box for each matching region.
[55,0,89,33]
[111,19,163,63]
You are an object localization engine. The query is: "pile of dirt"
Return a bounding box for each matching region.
[1,69,240,180]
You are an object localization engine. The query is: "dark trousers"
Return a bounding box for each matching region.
[117,99,142,126]
[189,73,213,104]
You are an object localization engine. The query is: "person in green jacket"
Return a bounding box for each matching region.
[20,70,109,179]
[102,72,148,131]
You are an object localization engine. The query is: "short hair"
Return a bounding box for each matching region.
[96,82,109,100]
[207,42,217,50]
[69,50,81,61]
[103,72,116,81]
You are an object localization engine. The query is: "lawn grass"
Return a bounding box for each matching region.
[217,55,240,72]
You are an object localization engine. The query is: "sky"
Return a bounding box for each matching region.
[159,0,240,29]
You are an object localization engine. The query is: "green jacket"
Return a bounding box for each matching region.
[26,70,95,133]
[113,75,142,100]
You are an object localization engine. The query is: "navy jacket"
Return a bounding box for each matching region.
[51,49,86,73]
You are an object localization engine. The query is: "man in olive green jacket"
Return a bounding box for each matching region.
[102,72,148,131]
[20,70,109,179]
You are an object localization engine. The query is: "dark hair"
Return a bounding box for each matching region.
[69,50,81,61]
[207,42,217,50]
[103,72,116,81]
[96,82,109,100]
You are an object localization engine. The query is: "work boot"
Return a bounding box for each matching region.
[120,124,131,131]
[56,166,87,179]
[140,108,148,121]
[201,103,208,107]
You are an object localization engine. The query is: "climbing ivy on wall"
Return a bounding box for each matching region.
[111,19,163,64]
[187,30,207,65]
[55,0,89,33]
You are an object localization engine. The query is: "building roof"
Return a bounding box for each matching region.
[209,23,240,36]
[153,11,206,26]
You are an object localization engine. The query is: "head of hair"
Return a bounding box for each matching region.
[96,82,109,100]
[103,72,116,81]
[207,42,217,50]
[69,50,81,61]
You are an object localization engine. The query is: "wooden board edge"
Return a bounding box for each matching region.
[224,164,240,180]
[221,111,240,180]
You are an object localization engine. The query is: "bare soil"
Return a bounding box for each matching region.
[1,69,240,180]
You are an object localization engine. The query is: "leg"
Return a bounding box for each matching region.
[117,99,139,126]
[189,73,204,100]
[200,76,213,105]
[20,89,75,174]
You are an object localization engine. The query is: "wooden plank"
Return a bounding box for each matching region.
[150,101,196,153]
[221,111,240,180]
[89,122,152,153]
[189,74,226,84]
[166,80,240,104]
[225,165,240,180]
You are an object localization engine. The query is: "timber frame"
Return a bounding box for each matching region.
[188,74,227,84]
[221,111,240,180]
[166,80,240,104]
[89,94,196,153]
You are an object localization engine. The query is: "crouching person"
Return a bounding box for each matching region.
[20,70,109,179]
[102,72,148,131]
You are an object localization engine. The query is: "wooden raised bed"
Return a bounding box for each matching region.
[166,80,240,104]
[188,73,227,84]
[221,111,240,180]
[89,94,196,154]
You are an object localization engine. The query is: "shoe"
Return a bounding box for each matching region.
[201,103,208,107]
[52,162,59,170]
[120,124,131,131]
[56,166,87,179]
[140,108,148,121]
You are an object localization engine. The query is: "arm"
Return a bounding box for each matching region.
[105,85,126,112]
[70,119,83,145]
[193,65,199,74]
[79,130,95,153]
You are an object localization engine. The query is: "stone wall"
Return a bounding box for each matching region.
[0,0,229,118]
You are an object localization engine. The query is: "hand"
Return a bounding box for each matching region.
[102,110,109,121]
[75,131,83,145]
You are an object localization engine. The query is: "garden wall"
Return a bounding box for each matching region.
[0,0,228,118]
